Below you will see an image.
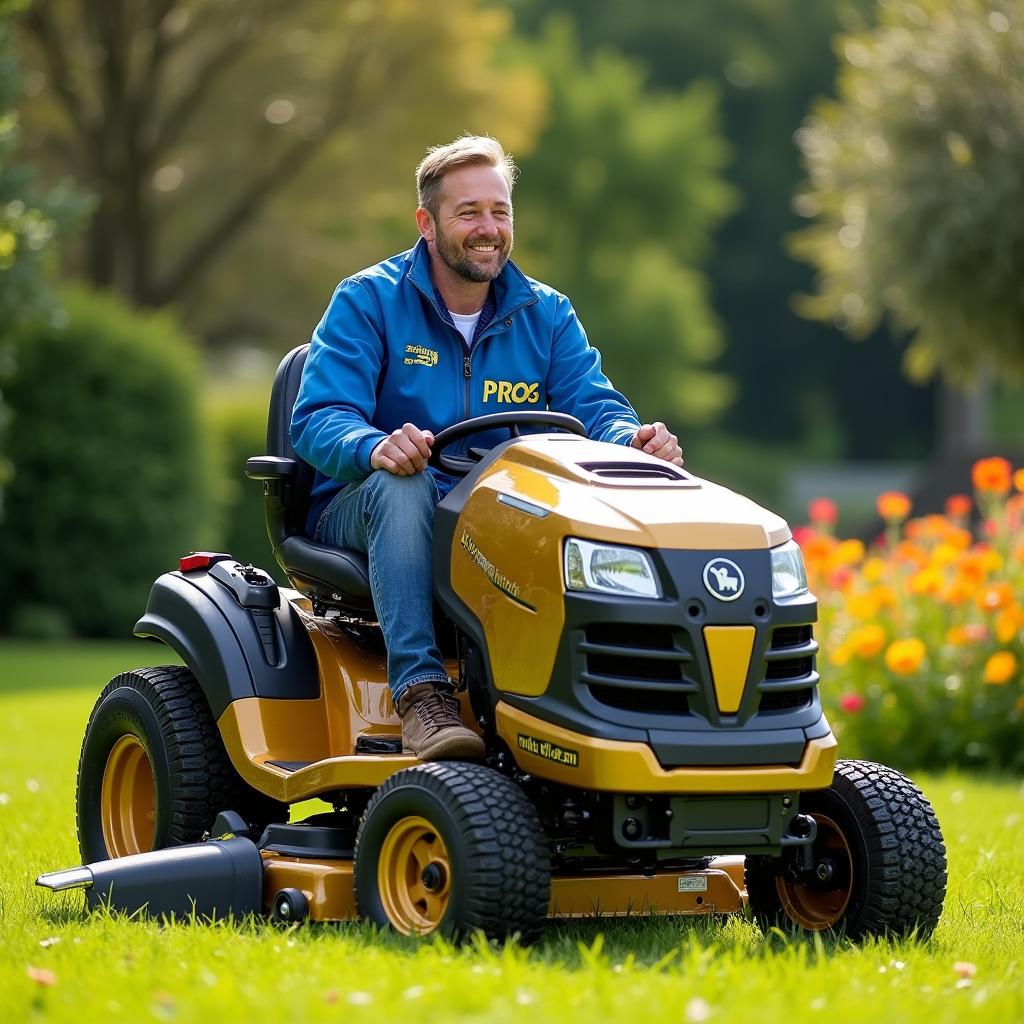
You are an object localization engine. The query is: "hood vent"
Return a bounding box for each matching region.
[578,461,689,482]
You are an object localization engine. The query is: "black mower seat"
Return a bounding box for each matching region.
[246,344,376,617]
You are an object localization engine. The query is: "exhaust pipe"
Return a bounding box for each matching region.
[36,838,264,920]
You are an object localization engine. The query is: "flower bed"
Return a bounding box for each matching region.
[800,457,1024,772]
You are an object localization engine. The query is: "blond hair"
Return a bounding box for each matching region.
[415,136,517,218]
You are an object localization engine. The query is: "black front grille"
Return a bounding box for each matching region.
[765,656,812,680]
[759,689,812,712]
[580,623,694,716]
[772,624,813,648]
[589,684,688,715]
[758,622,816,713]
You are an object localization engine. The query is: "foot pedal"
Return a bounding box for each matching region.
[355,735,402,755]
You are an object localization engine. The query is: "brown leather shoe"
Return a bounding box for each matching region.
[398,683,486,760]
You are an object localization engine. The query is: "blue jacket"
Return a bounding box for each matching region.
[291,239,642,533]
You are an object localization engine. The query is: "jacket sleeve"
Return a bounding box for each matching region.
[545,293,641,445]
[290,279,390,482]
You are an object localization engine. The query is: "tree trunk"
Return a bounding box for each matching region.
[937,372,990,457]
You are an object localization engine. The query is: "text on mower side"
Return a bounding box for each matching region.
[517,733,579,768]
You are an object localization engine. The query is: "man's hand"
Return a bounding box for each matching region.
[371,423,435,475]
[631,422,684,467]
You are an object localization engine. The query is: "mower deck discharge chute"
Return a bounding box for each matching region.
[38,345,947,941]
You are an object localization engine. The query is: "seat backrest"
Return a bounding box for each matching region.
[266,344,314,542]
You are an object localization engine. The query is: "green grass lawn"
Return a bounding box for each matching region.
[1,641,1022,1023]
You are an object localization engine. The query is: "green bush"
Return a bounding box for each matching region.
[0,287,218,637]
[205,389,279,579]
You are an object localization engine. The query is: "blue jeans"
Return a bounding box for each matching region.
[314,470,448,705]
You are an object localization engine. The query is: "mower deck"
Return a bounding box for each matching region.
[260,851,747,923]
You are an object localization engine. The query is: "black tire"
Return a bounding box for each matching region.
[272,887,309,925]
[76,665,287,863]
[746,759,947,940]
[354,762,550,943]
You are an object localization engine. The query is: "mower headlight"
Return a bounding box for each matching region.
[771,539,809,599]
[564,538,661,599]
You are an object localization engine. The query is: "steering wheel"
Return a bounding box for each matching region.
[429,411,587,476]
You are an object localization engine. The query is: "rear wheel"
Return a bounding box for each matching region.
[354,762,550,942]
[77,665,287,862]
[746,759,947,940]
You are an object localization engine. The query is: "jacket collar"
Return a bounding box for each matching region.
[405,237,536,322]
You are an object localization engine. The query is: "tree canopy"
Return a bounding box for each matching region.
[792,0,1024,385]
[513,19,737,430]
[17,0,544,342]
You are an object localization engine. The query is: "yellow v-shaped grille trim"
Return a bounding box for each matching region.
[702,626,756,714]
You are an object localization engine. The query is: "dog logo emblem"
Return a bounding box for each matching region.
[703,558,744,602]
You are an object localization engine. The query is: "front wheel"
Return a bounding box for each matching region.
[746,759,947,940]
[354,762,550,942]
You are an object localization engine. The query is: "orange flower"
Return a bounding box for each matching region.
[871,584,897,609]
[945,493,972,519]
[885,638,926,676]
[877,491,912,521]
[947,623,989,646]
[946,526,973,550]
[801,532,836,565]
[977,581,1015,613]
[995,605,1024,644]
[942,576,976,606]
[850,623,886,659]
[809,497,838,526]
[1013,468,1024,494]
[894,541,929,569]
[983,650,1018,685]
[972,456,1012,495]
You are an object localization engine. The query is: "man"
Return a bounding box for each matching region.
[291,136,683,760]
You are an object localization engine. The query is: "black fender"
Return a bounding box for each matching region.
[134,560,319,720]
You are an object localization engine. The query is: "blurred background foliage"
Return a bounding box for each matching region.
[0,0,1022,645]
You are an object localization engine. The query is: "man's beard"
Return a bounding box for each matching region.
[435,222,511,283]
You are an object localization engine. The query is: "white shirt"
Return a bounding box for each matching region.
[448,308,483,347]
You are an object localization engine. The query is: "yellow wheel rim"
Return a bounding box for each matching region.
[775,813,854,930]
[377,815,452,935]
[100,735,156,858]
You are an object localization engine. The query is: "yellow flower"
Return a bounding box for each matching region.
[862,557,886,583]
[931,543,959,568]
[909,567,944,597]
[831,538,865,567]
[850,623,886,659]
[983,650,1018,685]
[885,638,926,676]
[830,642,852,668]
[846,592,879,620]
[871,584,897,609]
[979,548,1004,574]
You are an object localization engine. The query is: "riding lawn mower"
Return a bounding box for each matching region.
[37,345,948,941]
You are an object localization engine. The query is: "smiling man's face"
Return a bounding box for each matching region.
[422,163,514,284]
